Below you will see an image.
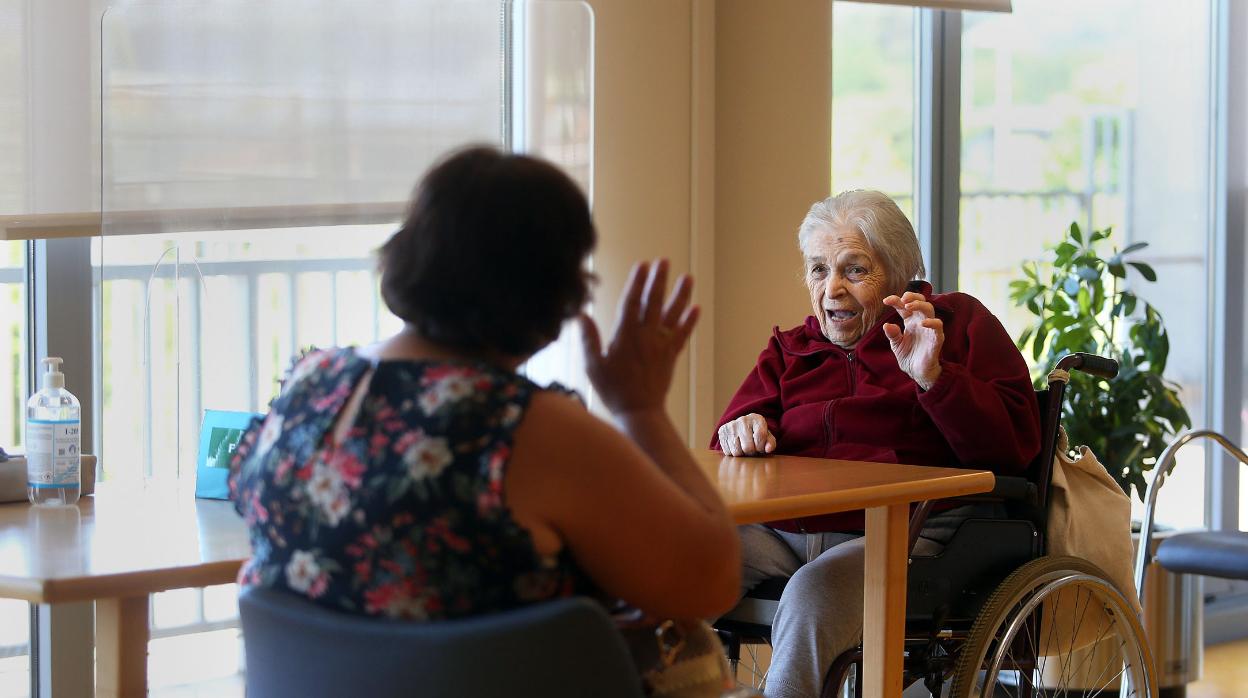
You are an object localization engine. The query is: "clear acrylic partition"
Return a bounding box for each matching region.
[98,1,593,488]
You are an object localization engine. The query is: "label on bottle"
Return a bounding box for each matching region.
[26,419,81,488]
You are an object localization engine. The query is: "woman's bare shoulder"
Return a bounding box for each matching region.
[518,389,622,455]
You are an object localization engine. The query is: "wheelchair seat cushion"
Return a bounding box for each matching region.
[1155,530,1248,580]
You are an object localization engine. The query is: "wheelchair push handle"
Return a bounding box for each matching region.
[1055,352,1118,379]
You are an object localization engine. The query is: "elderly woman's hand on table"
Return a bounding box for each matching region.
[718,413,776,456]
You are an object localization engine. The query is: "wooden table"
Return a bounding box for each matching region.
[0,455,991,698]
[0,488,249,697]
[698,451,995,698]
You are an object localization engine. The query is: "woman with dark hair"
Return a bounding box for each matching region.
[230,146,741,625]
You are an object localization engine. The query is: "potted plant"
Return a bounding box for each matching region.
[1008,222,1191,501]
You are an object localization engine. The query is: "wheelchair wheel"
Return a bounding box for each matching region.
[949,556,1155,698]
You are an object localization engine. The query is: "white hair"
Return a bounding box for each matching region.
[797,190,926,293]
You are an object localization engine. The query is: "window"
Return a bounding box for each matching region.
[0,2,593,695]
[1,242,25,452]
[95,227,402,483]
[96,0,507,481]
[833,0,1227,530]
[1,0,31,692]
[95,0,595,481]
[831,2,917,221]
[89,4,590,691]
[957,0,1215,529]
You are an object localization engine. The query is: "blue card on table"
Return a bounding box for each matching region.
[196,409,262,500]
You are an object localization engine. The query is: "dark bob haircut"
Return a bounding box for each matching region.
[379,146,596,357]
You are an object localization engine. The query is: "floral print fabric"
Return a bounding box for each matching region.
[229,348,592,620]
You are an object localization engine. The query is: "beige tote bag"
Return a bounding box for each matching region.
[1040,427,1143,654]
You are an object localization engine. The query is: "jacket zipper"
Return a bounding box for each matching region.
[846,351,857,392]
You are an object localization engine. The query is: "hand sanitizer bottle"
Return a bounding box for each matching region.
[26,357,82,506]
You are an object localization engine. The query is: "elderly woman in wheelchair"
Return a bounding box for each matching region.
[712,191,1153,697]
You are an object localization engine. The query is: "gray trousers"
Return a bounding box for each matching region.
[739,506,996,698]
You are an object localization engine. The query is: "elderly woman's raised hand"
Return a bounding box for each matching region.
[882,292,944,391]
[579,259,699,415]
[718,413,776,456]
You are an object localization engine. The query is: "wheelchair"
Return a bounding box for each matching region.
[715,353,1156,697]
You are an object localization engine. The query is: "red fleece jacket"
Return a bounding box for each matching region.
[710,282,1040,533]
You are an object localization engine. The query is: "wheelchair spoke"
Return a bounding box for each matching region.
[1037,585,1062,684]
[1064,610,1120,692]
[739,640,770,690]
[1054,586,1094,690]
[1014,610,1041,694]
[1090,640,1132,695]
[1083,661,1128,698]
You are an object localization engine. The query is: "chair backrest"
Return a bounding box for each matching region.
[239,587,644,698]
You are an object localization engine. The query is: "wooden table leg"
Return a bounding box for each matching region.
[96,595,150,698]
[862,504,908,698]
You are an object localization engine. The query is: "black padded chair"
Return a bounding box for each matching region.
[240,588,644,698]
[716,353,1155,697]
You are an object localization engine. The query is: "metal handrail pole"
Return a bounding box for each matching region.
[1134,429,1248,604]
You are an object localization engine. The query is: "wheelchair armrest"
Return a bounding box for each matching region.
[907,477,1041,552]
[981,476,1037,502]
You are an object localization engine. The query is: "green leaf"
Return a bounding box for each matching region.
[1128,261,1157,282]
[1108,262,1126,278]
[1124,294,1137,315]
[1032,327,1051,362]
[1018,326,1034,349]
[1049,315,1078,330]
[1069,222,1083,244]
[1120,241,1149,256]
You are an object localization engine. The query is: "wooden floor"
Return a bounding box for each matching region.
[1187,638,1248,698]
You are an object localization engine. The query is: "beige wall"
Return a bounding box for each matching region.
[583,0,696,440]
[712,1,833,430]
[584,0,832,445]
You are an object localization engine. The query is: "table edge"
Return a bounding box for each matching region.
[0,560,245,604]
[727,470,995,525]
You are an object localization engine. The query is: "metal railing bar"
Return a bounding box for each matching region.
[149,618,240,641]
[287,272,299,357]
[330,271,339,346]
[246,273,259,414]
[99,257,374,281]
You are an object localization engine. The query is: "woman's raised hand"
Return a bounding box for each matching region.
[579,259,699,415]
[882,291,944,391]
[717,413,776,456]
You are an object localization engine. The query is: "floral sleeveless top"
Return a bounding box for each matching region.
[229,347,594,620]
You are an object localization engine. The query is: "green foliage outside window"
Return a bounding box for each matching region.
[1009,222,1191,501]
